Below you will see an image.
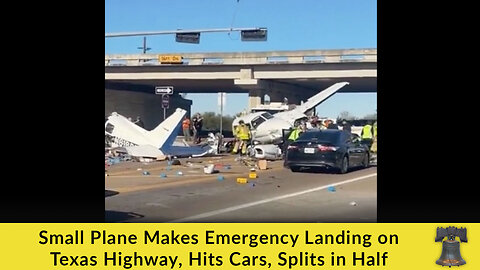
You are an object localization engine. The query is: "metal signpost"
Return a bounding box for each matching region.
[218,92,226,136]
[161,95,169,120]
[156,86,173,120]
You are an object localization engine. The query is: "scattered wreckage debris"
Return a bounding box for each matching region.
[236,177,248,184]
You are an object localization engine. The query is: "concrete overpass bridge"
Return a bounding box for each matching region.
[105,49,376,129]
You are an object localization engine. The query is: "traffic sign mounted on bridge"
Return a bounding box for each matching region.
[155,86,174,95]
[159,55,183,64]
[161,94,169,109]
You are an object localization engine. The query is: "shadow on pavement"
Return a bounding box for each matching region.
[291,166,374,174]
[105,210,144,222]
[105,190,119,197]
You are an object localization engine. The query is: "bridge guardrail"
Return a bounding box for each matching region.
[105,49,377,66]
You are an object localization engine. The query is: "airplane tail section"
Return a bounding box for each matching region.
[148,108,186,149]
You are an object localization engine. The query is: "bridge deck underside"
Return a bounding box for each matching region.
[105,62,376,94]
[105,77,375,94]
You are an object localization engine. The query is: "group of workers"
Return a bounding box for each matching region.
[287,119,377,152]
[182,113,203,144]
[230,117,377,156]
[283,118,378,156]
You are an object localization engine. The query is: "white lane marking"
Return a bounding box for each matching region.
[169,172,377,223]
[145,202,170,208]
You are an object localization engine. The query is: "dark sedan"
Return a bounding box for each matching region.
[284,129,370,173]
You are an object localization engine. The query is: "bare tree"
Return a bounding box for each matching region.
[338,111,356,120]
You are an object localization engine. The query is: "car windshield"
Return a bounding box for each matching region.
[297,131,341,143]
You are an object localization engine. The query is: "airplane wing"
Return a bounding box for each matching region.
[275,82,349,125]
[165,145,215,158]
[124,145,165,158]
[123,143,214,158]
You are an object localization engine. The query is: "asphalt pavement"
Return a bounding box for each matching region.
[105,155,377,223]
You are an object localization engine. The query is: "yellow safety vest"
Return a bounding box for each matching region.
[362,125,373,139]
[373,123,377,138]
[236,125,250,140]
[288,128,301,141]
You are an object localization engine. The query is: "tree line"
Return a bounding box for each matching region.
[195,112,236,131]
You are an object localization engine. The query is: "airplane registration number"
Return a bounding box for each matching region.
[304,148,315,154]
[112,136,138,147]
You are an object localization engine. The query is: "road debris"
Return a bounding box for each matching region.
[327,186,336,192]
[236,177,248,184]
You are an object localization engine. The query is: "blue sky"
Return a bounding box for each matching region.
[105,0,377,118]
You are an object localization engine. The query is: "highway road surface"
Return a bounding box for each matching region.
[105,155,376,222]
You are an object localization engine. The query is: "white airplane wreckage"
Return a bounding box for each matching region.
[233,82,350,160]
[105,108,219,160]
[105,82,350,161]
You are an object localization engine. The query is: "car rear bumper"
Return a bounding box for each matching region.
[284,160,339,169]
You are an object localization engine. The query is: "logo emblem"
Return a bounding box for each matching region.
[435,226,467,267]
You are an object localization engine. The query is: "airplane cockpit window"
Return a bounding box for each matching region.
[261,112,274,120]
[105,123,115,134]
[251,116,266,129]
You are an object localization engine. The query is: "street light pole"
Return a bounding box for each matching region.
[220,93,223,137]
[106,27,267,39]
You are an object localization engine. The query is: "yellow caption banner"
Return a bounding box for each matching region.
[1,223,478,269]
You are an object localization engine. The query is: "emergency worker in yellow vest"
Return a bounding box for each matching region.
[282,123,306,158]
[361,122,374,149]
[288,125,303,141]
[232,120,251,155]
[370,121,377,153]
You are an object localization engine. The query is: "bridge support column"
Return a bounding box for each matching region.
[242,80,315,111]
[256,80,310,105]
[248,89,263,110]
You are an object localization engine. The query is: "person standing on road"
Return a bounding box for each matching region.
[287,123,306,142]
[182,116,191,141]
[193,113,203,144]
[327,120,339,129]
[361,121,374,148]
[232,120,251,155]
[283,123,306,158]
[342,120,351,134]
[370,121,377,153]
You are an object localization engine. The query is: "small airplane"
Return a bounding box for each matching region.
[232,82,350,145]
[105,108,217,158]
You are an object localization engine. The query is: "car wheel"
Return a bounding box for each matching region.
[362,153,370,168]
[290,166,301,172]
[339,156,349,174]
